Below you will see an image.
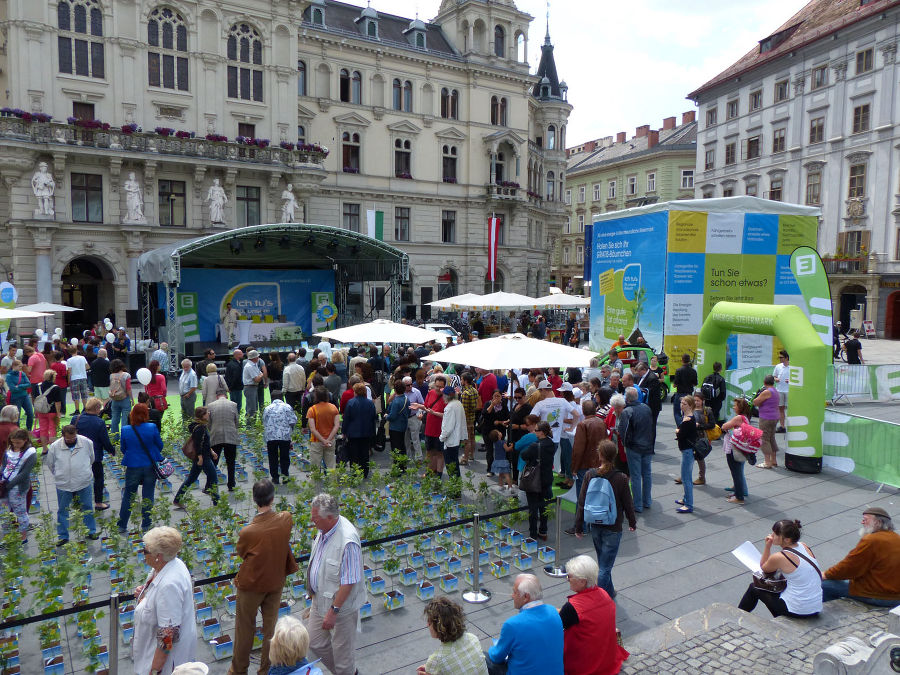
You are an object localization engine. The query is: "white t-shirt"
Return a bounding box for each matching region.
[531,396,570,444]
[66,354,88,381]
[562,399,581,441]
[773,363,790,394]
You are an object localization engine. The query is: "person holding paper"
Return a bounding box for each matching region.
[737,519,822,618]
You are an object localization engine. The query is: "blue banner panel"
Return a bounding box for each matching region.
[172,269,335,341]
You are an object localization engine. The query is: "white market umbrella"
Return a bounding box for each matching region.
[18,302,82,332]
[426,293,482,310]
[0,308,52,349]
[423,333,597,370]
[314,319,443,345]
[533,293,591,309]
[450,291,538,311]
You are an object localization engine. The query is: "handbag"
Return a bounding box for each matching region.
[693,434,712,460]
[518,442,542,493]
[130,425,174,479]
[706,424,723,441]
[752,570,786,593]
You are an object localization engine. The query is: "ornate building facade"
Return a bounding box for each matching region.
[688,0,900,336]
[0,0,570,332]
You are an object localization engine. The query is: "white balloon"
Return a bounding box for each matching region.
[70,337,78,346]
[35,329,44,338]
[136,367,152,386]
[105,332,115,343]
[55,327,63,335]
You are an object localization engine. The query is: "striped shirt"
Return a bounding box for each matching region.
[308,519,362,593]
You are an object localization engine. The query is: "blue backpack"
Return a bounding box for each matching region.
[583,472,618,526]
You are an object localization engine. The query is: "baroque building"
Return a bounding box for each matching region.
[0,0,570,332]
[688,0,900,337]
[555,114,697,295]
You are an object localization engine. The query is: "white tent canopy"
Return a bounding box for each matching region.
[532,293,591,309]
[314,319,442,345]
[423,333,596,370]
[17,302,81,313]
[0,308,52,320]
[426,293,482,310]
[450,291,538,311]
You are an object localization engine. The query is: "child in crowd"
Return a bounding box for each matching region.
[489,429,514,492]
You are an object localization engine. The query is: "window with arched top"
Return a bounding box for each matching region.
[298,125,306,143]
[494,25,505,57]
[227,23,263,101]
[403,81,413,112]
[392,79,402,110]
[495,151,506,182]
[312,7,324,25]
[516,32,525,61]
[58,0,105,78]
[341,69,362,103]
[394,138,412,177]
[416,32,425,48]
[298,60,307,96]
[442,144,458,182]
[546,170,555,200]
[547,124,556,150]
[342,131,360,172]
[148,7,188,90]
[367,20,377,37]
[440,88,458,119]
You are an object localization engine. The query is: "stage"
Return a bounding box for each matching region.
[137,223,409,369]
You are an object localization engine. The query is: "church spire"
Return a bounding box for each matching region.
[544,0,551,45]
[533,0,562,101]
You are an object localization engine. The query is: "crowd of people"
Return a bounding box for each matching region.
[0,318,898,674]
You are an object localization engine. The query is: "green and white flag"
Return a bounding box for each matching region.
[366,210,384,241]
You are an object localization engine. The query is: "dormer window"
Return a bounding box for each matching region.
[367,20,377,37]
[356,4,378,39]
[405,17,427,49]
[312,7,324,26]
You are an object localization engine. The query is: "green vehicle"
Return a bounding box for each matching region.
[596,345,671,402]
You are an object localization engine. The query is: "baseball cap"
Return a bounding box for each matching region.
[247,350,259,359]
[573,387,583,399]
[172,664,209,675]
[442,386,455,396]
[863,506,890,519]
[559,382,574,392]
[537,380,552,390]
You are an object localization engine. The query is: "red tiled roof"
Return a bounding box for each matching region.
[688,0,900,100]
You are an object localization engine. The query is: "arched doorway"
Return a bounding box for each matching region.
[484,269,505,294]
[61,257,115,335]
[839,284,867,331]
[885,290,900,339]
[437,268,458,299]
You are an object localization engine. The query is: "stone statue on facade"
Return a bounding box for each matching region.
[281,183,298,222]
[123,172,146,223]
[206,178,227,224]
[31,162,55,218]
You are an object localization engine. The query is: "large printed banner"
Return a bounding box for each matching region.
[589,211,667,354]
[172,269,335,342]
[823,411,900,488]
[590,208,817,367]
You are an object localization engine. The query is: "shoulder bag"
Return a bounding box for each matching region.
[130,425,174,479]
[752,546,821,594]
[693,433,712,461]
[518,442,542,493]
[34,385,58,414]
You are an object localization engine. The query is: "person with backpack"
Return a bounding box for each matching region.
[35,369,62,455]
[108,359,133,436]
[701,361,727,424]
[173,406,218,508]
[574,440,636,598]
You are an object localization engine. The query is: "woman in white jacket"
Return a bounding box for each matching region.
[438,386,467,479]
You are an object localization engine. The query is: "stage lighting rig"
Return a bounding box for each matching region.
[229,238,242,255]
[278,235,291,249]
[254,236,266,250]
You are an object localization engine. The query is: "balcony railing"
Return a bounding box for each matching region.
[823,256,869,274]
[0,116,327,168]
[486,183,522,200]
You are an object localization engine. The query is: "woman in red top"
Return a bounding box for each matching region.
[559,555,629,675]
[144,360,168,413]
[411,374,447,476]
[49,351,69,416]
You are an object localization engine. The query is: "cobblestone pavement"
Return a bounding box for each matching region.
[623,601,891,674]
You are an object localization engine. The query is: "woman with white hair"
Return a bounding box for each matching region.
[268,615,318,675]
[132,526,196,674]
[559,555,629,675]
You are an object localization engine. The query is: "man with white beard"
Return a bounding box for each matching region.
[821,507,900,606]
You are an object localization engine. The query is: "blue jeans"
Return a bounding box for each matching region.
[559,438,573,477]
[626,450,653,510]
[821,579,900,606]
[56,484,97,540]
[110,399,132,436]
[11,395,33,431]
[726,452,747,500]
[590,527,623,598]
[229,389,243,411]
[118,465,157,531]
[680,448,694,509]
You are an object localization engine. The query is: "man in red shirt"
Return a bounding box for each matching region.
[23,346,47,398]
[477,368,497,405]
[416,374,447,476]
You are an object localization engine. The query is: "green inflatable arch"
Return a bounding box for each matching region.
[696,301,832,473]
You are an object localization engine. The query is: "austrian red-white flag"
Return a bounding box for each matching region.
[487,216,500,281]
